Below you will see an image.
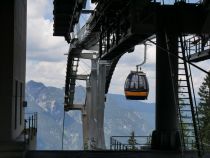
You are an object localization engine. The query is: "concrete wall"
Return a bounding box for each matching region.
[12,0,27,140]
[0,0,27,142]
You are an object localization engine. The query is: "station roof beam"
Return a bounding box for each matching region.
[53,0,87,43]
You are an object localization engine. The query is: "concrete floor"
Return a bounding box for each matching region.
[24,150,210,158]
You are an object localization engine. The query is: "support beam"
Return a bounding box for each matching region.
[75,75,89,80]
[84,59,109,150]
[81,9,94,14]
[64,104,84,111]
[85,79,91,149]
[88,58,98,149]
[71,52,98,59]
[95,61,108,149]
[151,32,181,151]
[189,49,210,62]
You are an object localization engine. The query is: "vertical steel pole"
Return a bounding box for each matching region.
[151,32,181,150]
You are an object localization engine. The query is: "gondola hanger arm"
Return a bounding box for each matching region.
[136,43,149,71]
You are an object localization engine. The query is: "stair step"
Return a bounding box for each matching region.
[179,104,190,106]
[184,133,196,137]
[181,116,192,119]
[180,109,191,111]
[180,117,192,120]
[183,128,194,131]
[181,123,194,125]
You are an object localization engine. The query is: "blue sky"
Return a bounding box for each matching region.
[26,0,209,103]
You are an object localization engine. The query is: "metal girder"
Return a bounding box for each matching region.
[156,4,207,33]
[64,103,84,111]
[202,12,210,33]
[53,0,87,42]
[81,9,94,14]
[71,53,98,59]
[75,74,89,80]
[99,3,207,59]
[189,49,210,62]
[100,34,151,60]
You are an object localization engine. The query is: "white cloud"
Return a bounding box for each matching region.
[27,0,69,88]
[27,0,50,19]
[27,0,54,20]
[26,61,66,88]
[27,14,68,61]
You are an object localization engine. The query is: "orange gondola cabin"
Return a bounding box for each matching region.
[124,71,149,100]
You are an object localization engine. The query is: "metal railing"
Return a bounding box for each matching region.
[152,0,203,4]
[184,36,210,57]
[24,112,38,144]
[110,136,151,151]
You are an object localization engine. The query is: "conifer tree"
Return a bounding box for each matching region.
[128,131,138,150]
[198,73,210,149]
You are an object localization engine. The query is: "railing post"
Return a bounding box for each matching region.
[114,139,116,150]
[31,115,34,136]
[29,117,31,141]
[110,137,112,150]
[24,119,27,145]
[35,112,38,133]
[192,140,194,149]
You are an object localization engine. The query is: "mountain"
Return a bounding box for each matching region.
[25,80,155,150]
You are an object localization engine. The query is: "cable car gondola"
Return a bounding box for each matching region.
[124,70,149,100]
[124,43,149,100]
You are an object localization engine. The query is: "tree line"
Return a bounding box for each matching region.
[198,72,210,150]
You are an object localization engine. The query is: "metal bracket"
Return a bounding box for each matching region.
[64,104,84,111]
[70,52,98,59]
[76,74,89,80]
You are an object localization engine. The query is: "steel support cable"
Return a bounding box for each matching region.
[147,39,210,75]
